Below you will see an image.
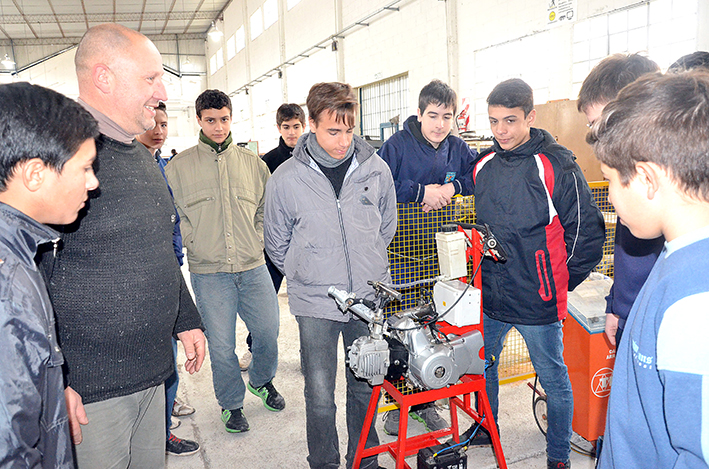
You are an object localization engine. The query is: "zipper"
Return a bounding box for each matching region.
[308,161,354,292]
[186,196,215,208]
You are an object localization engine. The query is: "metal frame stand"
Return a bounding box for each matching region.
[353,225,507,469]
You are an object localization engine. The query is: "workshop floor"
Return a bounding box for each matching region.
[166,272,597,469]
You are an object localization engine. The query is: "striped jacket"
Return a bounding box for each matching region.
[472,128,605,325]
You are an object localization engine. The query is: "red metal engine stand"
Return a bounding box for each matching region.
[352,226,507,469]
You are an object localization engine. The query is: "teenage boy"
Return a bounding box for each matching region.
[264,82,397,469]
[262,103,306,174]
[470,78,605,469]
[590,70,709,469]
[379,79,476,212]
[577,54,663,347]
[136,102,199,456]
[378,79,475,434]
[166,89,284,434]
[0,82,98,468]
[261,103,306,293]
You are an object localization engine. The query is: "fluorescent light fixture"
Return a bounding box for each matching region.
[208,21,223,40]
[1,54,15,68]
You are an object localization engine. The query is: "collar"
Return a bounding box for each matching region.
[0,202,60,261]
[78,98,135,144]
[199,131,233,153]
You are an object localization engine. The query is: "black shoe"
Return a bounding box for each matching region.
[547,460,570,469]
[166,434,200,456]
[458,424,492,447]
[248,380,286,411]
[221,408,250,433]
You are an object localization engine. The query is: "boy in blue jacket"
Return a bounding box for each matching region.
[378,79,476,434]
[472,78,605,469]
[0,82,99,468]
[379,79,477,212]
[590,70,709,469]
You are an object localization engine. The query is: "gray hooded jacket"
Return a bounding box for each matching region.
[264,133,397,321]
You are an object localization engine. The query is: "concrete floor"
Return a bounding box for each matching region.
[166,276,597,469]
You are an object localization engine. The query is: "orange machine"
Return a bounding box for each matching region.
[562,277,615,442]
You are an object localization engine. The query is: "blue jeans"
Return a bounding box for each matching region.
[484,314,573,462]
[297,316,379,469]
[191,265,280,410]
[165,338,179,439]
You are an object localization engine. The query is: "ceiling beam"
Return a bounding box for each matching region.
[0,10,221,24]
[0,33,206,46]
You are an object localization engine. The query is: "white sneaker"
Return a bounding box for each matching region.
[239,351,252,372]
[170,416,181,430]
[172,397,195,417]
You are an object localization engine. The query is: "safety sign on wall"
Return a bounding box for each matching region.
[547,0,577,26]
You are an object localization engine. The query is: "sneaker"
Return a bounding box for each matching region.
[170,416,181,430]
[458,423,492,447]
[547,460,570,469]
[239,351,252,372]
[221,408,249,433]
[248,380,285,411]
[166,434,200,456]
[172,397,195,417]
[410,404,448,432]
[383,410,400,436]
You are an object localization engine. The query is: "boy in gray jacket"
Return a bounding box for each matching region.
[265,82,397,469]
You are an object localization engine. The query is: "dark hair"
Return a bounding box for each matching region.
[195,89,232,118]
[156,101,167,115]
[487,78,534,116]
[0,82,99,192]
[577,53,659,113]
[668,51,709,73]
[418,79,457,115]
[276,103,305,126]
[306,82,357,127]
[588,71,709,201]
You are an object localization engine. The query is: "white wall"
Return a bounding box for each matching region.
[205,0,708,150]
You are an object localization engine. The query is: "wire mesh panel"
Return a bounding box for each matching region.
[385,183,615,384]
[589,181,616,278]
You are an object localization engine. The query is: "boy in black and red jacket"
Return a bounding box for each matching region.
[468,78,605,469]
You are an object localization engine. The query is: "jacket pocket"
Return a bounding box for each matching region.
[185,196,215,208]
[535,250,552,301]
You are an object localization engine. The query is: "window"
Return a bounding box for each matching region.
[227,35,236,60]
[216,48,224,70]
[250,8,263,40]
[209,54,217,75]
[236,25,245,52]
[359,75,409,140]
[263,0,278,30]
[571,0,698,95]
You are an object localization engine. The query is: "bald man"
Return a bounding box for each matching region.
[37,24,205,468]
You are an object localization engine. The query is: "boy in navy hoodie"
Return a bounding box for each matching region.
[379,79,477,212]
[378,80,476,434]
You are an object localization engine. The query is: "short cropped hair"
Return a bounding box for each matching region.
[668,51,709,73]
[577,53,659,113]
[487,78,534,116]
[306,82,357,127]
[418,80,457,115]
[276,103,305,126]
[196,89,232,118]
[588,71,709,202]
[0,82,99,192]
